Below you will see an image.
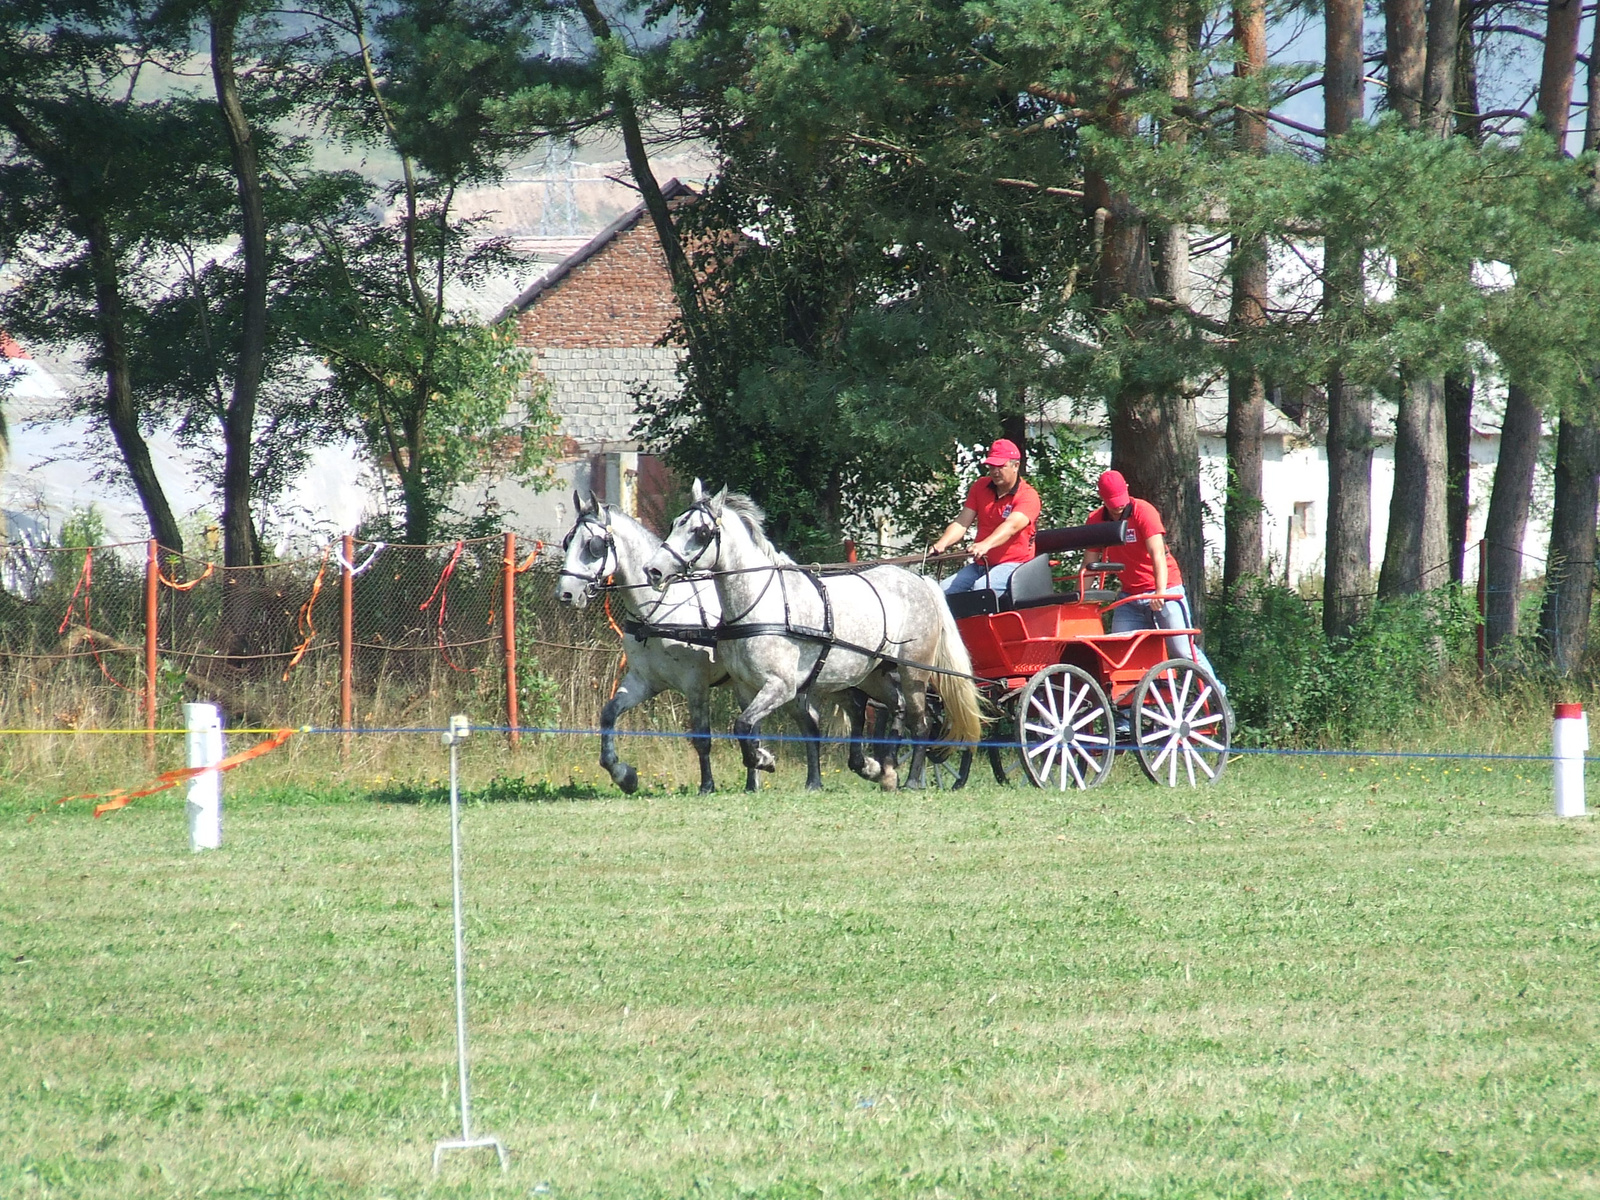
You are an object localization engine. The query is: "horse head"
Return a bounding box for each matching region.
[645,478,727,590]
[556,490,616,609]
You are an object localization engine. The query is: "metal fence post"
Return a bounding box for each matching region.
[503,532,519,747]
[145,538,159,761]
[341,533,354,757]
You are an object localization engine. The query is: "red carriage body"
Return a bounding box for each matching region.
[937,523,1231,790]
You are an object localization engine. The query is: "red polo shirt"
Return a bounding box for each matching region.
[1088,498,1182,594]
[964,478,1041,565]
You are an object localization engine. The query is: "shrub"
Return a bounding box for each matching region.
[1208,579,1478,745]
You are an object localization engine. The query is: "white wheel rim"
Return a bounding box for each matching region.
[1137,665,1226,787]
[1022,668,1110,790]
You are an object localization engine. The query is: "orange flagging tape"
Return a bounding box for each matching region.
[158,561,215,591]
[281,547,330,680]
[513,541,544,573]
[58,728,296,818]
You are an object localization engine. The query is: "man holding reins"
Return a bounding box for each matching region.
[928,438,1041,595]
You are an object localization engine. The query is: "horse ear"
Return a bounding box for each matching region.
[691,478,705,503]
[572,490,582,515]
[710,485,728,515]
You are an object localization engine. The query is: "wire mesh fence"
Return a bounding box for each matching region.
[0,536,628,735]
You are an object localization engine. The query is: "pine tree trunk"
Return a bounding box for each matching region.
[210,2,266,569]
[1538,416,1600,674]
[1444,370,1472,584]
[1380,375,1451,595]
[1379,0,1456,598]
[1533,0,1596,674]
[1385,0,1426,126]
[1224,0,1267,590]
[1322,0,1370,638]
[1482,383,1541,648]
[1092,90,1205,624]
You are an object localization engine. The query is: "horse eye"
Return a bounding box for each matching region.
[586,535,607,558]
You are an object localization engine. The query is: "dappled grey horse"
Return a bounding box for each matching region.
[643,481,982,791]
[556,493,754,794]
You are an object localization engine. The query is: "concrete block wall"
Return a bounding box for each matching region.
[534,346,683,447]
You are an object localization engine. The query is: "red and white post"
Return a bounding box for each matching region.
[1553,703,1588,818]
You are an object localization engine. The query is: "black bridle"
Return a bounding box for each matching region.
[655,499,722,581]
[559,514,618,596]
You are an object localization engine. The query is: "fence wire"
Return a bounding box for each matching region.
[0,538,625,733]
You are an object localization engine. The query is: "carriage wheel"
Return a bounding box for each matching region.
[1130,658,1231,787]
[987,743,1024,785]
[983,704,1024,785]
[1016,664,1116,790]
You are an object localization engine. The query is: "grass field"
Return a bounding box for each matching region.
[2,739,1598,1198]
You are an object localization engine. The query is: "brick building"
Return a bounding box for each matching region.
[496,181,691,533]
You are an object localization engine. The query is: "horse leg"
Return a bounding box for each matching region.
[600,672,659,794]
[898,674,937,794]
[735,680,792,781]
[687,683,716,795]
[843,689,878,779]
[793,692,827,790]
[842,689,886,782]
[869,671,902,784]
[744,721,762,792]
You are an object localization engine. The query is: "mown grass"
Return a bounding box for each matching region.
[2,745,1597,1198]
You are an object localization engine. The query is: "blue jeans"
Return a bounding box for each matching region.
[1109,584,1224,690]
[941,561,1021,595]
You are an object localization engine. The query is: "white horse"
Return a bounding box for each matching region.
[644,481,982,791]
[556,493,754,794]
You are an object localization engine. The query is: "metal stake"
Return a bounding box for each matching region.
[433,715,509,1174]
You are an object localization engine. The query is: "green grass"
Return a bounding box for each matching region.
[2,747,1598,1198]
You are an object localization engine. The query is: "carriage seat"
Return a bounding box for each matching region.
[946,554,1085,619]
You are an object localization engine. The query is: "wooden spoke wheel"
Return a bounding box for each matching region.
[1130,658,1231,787]
[981,701,1024,785]
[986,743,1023,785]
[1016,664,1116,790]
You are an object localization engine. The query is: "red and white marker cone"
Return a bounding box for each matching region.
[1553,703,1588,818]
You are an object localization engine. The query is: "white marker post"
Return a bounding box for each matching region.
[185,703,224,851]
[1553,702,1588,818]
[433,715,509,1175]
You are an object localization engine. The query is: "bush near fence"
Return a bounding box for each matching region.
[0,536,631,735]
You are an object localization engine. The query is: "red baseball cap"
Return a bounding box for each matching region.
[1097,469,1131,508]
[982,438,1022,466]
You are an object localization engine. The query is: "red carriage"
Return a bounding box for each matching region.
[927,521,1232,790]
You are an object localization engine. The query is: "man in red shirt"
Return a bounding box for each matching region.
[929,438,1042,594]
[1085,469,1223,688]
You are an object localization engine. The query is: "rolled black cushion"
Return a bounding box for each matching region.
[1034,520,1129,554]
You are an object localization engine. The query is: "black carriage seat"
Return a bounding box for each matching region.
[945,587,1002,620]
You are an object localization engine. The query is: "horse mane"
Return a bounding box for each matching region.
[722,493,793,564]
[596,503,661,546]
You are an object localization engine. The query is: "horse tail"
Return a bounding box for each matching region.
[922,576,984,746]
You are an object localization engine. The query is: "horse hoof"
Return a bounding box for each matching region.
[879,765,899,792]
[860,757,882,781]
[698,782,716,795]
[617,766,639,794]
